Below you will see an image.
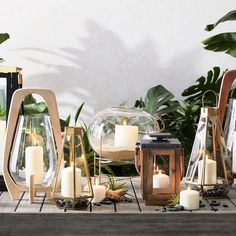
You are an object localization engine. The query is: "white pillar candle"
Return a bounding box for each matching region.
[61,166,81,198]
[197,156,217,185]
[25,146,44,186]
[114,121,138,150]
[232,131,236,173]
[153,170,170,188]
[91,184,106,203]
[0,120,6,175]
[180,188,199,210]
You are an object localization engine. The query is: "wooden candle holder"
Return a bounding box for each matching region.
[3,88,62,200]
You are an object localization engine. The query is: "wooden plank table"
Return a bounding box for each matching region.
[0,176,236,213]
[1,177,236,235]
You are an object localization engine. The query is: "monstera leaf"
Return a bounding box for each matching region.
[182,67,225,106]
[141,85,179,116]
[0,33,9,45]
[203,10,236,58]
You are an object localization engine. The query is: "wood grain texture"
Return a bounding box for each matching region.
[0,213,236,236]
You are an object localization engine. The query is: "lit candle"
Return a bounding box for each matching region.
[180,187,199,210]
[91,184,106,203]
[153,168,170,188]
[197,155,217,186]
[0,119,6,174]
[114,119,138,150]
[232,131,236,173]
[61,163,81,198]
[25,133,44,186]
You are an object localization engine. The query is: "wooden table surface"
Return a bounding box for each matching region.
[1,176,236,214]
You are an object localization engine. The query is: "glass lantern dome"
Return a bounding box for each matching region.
[9,114,57,187]
[88,107,160,162]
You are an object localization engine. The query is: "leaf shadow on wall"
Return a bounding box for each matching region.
[21,20,199,122]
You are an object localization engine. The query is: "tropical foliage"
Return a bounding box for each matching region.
[203,10,236,58]
[0,33,10,61]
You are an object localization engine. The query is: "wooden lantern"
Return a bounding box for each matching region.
[139,135,183,205]
[0,67,23,191]
[2,88,62,201]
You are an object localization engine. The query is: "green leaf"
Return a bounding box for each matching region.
[24,102,48,114]
[202,33,236,58]
[182,67,224,105]
[24,94,37,105]
[74,102,84,126]
[134,98,145,108]
[0,33,10,45]
[144,85,175,115]
[205,10,236,31]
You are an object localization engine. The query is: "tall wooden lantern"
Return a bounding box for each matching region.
[139,135,183,205]
[2,88,62,201]
[0,67,23,191]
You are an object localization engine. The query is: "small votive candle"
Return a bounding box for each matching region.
[180,187,199,210]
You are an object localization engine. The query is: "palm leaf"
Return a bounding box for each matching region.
[202,33,236,58]
[74,102,84,126]
[205,10,236,31]
[182,67,224,105]
[0,33,9,45]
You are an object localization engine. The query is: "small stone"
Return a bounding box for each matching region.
[210,200,220,207]
[94,203,101,206]
[100,199,112,205]
[175,204,184,210]
[199,202,206,208]
[166,207,178,212]
[155,208,160,211]
[223,204,229,208]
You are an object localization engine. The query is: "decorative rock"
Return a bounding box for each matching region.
[166,207,178,212]
[175,204,184,210]
[210,200,220,207]
[100,199,112,205]
[223,204,229,208]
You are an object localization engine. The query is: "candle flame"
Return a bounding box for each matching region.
[158,170,162,174]
[187,187,191,190]
[123,119,127,126]
[155,165,159,172]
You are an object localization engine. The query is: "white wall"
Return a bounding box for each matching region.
[1,0,236,122]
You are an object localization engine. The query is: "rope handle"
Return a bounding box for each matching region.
[202,90,218,108]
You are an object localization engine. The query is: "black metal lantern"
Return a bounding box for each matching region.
[0,67,23,191]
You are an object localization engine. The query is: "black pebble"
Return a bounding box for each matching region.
[199,203,206,208]
[166,207,178,212]
[94,203,101,206]
[223,204,229,208]
[100,199,112,205]
[210,200,220,207]
[175,204,184,210]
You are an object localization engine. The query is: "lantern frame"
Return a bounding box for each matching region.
[185,106,233,198]
[0,67,23,191]
[2,88,62,200]
[139,136,183,205]
[52,127,93,210]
